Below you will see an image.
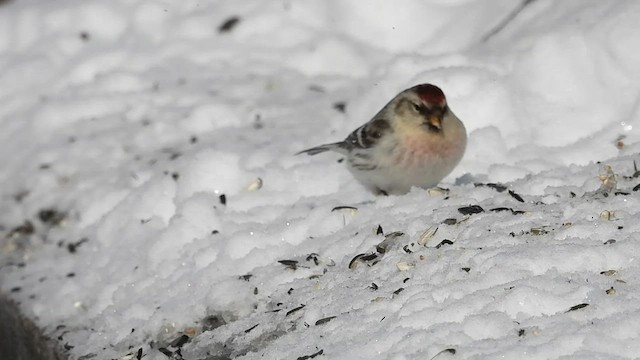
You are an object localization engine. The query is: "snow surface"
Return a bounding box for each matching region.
[2,0,640,359]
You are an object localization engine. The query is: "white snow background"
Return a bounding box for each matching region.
[2,0,640,359]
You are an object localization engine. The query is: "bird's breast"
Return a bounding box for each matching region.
[392,134,464,168]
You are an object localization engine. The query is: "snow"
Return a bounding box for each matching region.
[1,0,640,359]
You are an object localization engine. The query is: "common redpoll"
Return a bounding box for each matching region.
[298,84,467,195]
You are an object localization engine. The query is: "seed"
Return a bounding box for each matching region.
[396,261,415,271]
[417,225,438,246]
[246,177,263,191]
[606,287,616,295]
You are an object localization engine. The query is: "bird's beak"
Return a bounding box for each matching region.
[427,114,442,130]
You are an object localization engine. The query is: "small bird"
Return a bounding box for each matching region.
[298,84,467,195]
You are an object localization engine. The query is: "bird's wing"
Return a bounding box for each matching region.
[297,118,392,156]
[343,118,392,151]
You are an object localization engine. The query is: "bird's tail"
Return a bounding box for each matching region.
[296,142,344,156]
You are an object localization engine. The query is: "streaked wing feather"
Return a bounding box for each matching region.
[344,118,391,150]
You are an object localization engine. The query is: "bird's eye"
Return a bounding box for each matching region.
[412,103,421,112]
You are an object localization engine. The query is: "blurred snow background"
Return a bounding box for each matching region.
[1,0,640,359]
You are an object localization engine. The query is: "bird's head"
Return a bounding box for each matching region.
[394,84,449,133]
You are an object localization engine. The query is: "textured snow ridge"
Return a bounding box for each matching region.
[2,0,640,359]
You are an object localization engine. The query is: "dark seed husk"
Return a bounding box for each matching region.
[331,205,357,212]
[458,205,484,215]
[278,260,298,270]
[158,348,173,357]
[297,349,324,360]
[431,348,456,359]
[169,334,189,348]
[508,190,525,202]
[218,16,241,33]
[315,316,336,325]
[333,102,347,113]
[435,239,454,249]
[244,324,259,333]
[286,304,305,317]
[566,303,589,312]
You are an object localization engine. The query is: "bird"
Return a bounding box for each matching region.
[298,84,467,195]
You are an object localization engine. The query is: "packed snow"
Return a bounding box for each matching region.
[2,0,640,359]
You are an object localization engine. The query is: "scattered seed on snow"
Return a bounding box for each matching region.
[442,218,457,225]
[286,304,305,317]
[435,239,454,249]
[331,205,358,213]
[315,316,336,325]
[508,190,524,202]
[598,165,617,192]
[38,208,66,226]
[417,225,438,246]
[604,239,616,245]
[333,101,347,113]
[278,260,299,270]
[600,270,618,276]
[430,348,456,360]
[218,16,241,33]
[599,210,614,220]
[475,182,507,192]
[376,231,405,253]
[376,224,383,235]
[158,348,172,357]
[369,283,379,291]
[169,334,189,348]
[67,238,88,254]
[396,261,414,271]
[566,303,589,312]
[427,187,449,197]
[606,287,616,295]
[461,267,471,273]
[529,227,548,236]
[6,220,35,238]
[244,324,259,333]
[246,177,263,191]
[349,253,379,269]
[296,349,323,360]
[458,205,484,215]
[306,253,320,265]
